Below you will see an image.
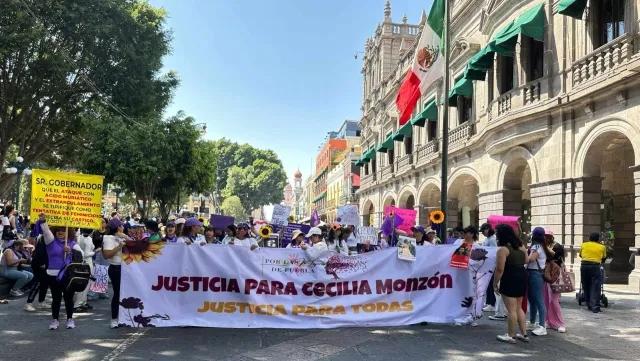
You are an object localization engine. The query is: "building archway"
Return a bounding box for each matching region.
[418,181,441,225]
[580,131,635,283]
[501,157,533,233]
[398,187,416,210]
[448,173,480,228]
[361,199,376,227]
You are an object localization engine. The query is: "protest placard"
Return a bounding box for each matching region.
[397,236,417,261]
[337,205,360,226]
[271,204,291,226]
[356,226,378,245]
[30,169,104,229]
[210,214,235,229]
[271,223,311,247]
[383,206,417,234]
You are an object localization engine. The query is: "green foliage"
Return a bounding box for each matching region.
[204,139,287,214]
[79,112,214,219]
[0,0,175,182]
[220,196,247,221]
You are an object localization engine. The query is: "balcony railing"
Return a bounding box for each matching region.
[488,78,548,121]
[448,121,476,151]
[415,139,439,166]
[572,33,634,88]
[380,164,394,181]
[360,172,376,188]
[522,80,541,105]
[395,154,413,174]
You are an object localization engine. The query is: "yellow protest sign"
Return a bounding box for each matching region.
[30,169,104,229]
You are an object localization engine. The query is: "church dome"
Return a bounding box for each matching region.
[293,168,302,179]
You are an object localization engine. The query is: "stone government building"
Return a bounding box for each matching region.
[355,0,639,290]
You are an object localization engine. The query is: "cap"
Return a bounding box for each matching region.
[426,228,437,234]
[107,218,123,230]
[291,229,304,240]
[184,217,202,227]
[305,227,322,238]
[531,227,546,241]
[544,228,554,237]
[411,225,426,234]
[175,218,186,225]
[236,222,251,230]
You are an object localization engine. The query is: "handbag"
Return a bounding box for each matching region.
[551,266,575,293]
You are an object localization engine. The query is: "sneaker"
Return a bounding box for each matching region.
[9,289,24,297]
[66,319,76,329]
[110,319,119,329]
[557,326,567,333]
[49,319,59,330]
[527,321,539,331]
[515,333,530,342]
[23,303,37,312]
[496,334,516,344]
[532,325,547,336]
[482,305,496,312]
[37,302,50,310]
[489,315,507,321]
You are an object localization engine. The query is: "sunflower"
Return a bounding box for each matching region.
[258,225,272,239]
[122,239,165,264]
[429,210,445,224]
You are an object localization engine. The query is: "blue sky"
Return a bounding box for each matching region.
[150,0,427,183]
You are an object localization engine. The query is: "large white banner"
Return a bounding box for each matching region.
[119,244,496,328]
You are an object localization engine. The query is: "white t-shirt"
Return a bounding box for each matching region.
[177,234,206,245]
[232,237,259,248]
[481,235,497,247]
[527,243,547,270]
[102,235,122,265]
[304,241,329,262]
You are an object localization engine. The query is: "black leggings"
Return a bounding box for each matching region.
[108,265,121,320]
[48,276,74,320]
[27,269,49,304]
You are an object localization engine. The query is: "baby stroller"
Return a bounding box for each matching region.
[576,258,611,308]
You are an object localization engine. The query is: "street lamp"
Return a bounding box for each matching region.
[4,156,32,212]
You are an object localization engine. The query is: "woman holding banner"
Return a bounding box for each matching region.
[229,223,259,250]
[103,218,125,329]
[40,216,83,330]
[178,218,206,245]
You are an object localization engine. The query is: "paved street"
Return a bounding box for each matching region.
[0,286,637,361]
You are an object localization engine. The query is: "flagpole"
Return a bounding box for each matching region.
[438,0,451,243]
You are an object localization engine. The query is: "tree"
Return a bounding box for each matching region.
[223,158,287,214]
[220,196,247,221]
[79,112,214,219]
[0,0,176,197]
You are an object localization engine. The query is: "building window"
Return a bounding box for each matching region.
[404,136,413,155]
[593,0,625,48]
[497,54,514,94]
[457,95,473,124]
[523,37,544,82]
[371,157,377,174]
[427,120,437,141]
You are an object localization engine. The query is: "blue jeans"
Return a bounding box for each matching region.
[527,269,546,326]
[1,267,34,291]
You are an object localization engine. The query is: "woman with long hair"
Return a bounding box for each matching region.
[526,227,552,336]
[494,224,529,343]
[102,218,127,328]
[543,230,566,332]
[325,226,348,255]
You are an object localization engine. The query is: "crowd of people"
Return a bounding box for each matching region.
[0,204,608,344]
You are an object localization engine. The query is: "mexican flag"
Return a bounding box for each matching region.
[395,0,445,125]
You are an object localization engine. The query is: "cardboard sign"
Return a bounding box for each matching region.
[337,205,360,226]
[30,169,104,229]
[383,206,417,234]
[210,214,235,229]
[356,226,378,245]
[271,223,311,247]
[271,205,291,227]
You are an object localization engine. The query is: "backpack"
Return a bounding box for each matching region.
[57,250,91,293]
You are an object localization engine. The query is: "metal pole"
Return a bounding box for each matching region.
[15,172,22,212]
[439,0,451,243]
